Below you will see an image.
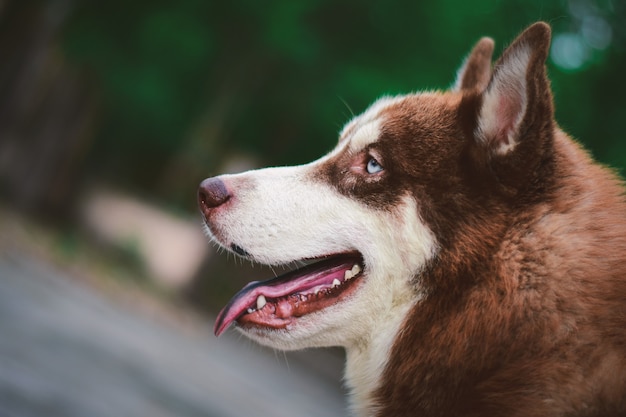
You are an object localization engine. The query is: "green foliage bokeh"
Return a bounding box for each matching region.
[61,0,626,209]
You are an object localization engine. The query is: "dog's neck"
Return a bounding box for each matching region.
[343,300,415,416]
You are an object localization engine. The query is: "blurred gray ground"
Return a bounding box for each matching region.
[0,249,347,417]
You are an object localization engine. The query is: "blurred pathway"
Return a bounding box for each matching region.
[0,250,346,417]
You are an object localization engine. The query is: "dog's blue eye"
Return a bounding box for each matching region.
[366,158,383,174]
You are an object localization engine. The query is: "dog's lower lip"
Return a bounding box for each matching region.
[214,253,364,336]
[230,244,250,257]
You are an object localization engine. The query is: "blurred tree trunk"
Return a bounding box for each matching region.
[0,0,96,220]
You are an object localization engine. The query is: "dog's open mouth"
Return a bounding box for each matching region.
[214,253,365,336]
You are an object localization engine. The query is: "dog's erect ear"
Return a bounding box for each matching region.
[454,37,495,92]
[474,22,553,156]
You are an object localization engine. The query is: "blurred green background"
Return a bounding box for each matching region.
[0,0,625,309]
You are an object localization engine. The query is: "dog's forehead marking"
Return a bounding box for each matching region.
[339,95,407,152]
[348,119,382,153]
[338,92,451,155]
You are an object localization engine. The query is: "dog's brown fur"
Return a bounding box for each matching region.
[202,22,626,416]
[364,22,626,417]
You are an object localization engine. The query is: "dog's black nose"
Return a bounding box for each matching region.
[198,177,230,213]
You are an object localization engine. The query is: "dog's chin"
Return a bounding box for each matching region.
[213,251,366,343]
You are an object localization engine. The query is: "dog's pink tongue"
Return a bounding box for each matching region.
[214,255,362,336]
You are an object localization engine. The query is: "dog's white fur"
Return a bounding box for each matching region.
[204,99,438,413]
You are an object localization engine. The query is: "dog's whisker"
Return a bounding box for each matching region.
[338,95,355,118]
[269,266,279,278]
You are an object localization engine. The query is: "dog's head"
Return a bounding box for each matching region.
[199,23,554,351]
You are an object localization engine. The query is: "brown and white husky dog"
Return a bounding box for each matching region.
[199,22,626,417]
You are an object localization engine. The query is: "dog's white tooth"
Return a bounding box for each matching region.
[344,270,354,280]
[256,295,267,310]
[351,264,361,275]
[247,308,254,314]
[332,278,341,288]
